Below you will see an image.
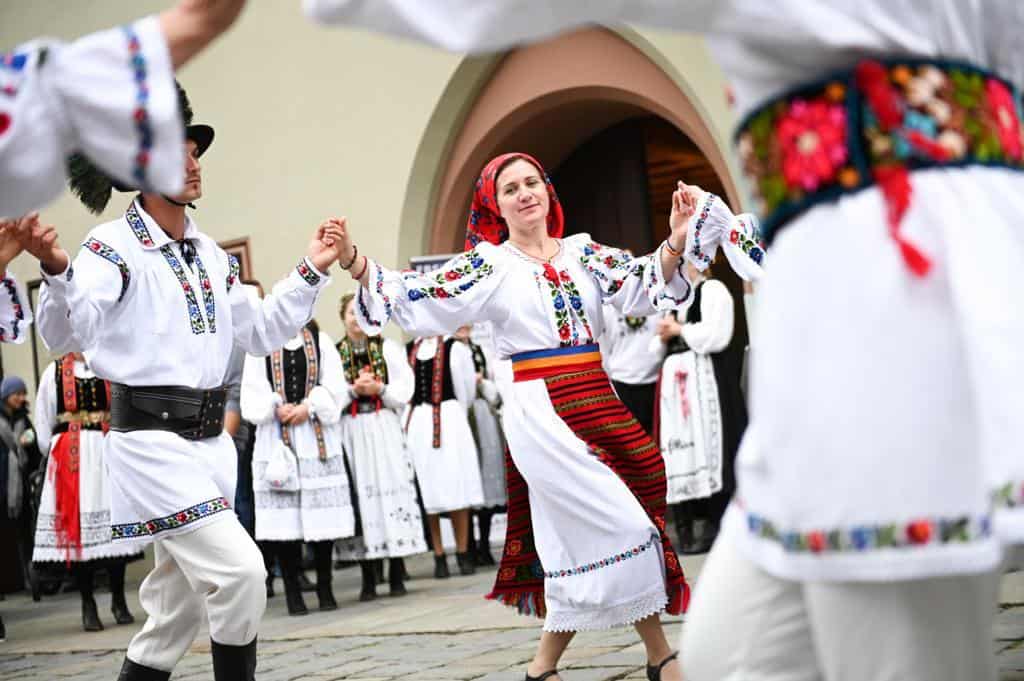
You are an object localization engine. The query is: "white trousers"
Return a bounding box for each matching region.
[682,530,1000,681]
[127,514,267,671]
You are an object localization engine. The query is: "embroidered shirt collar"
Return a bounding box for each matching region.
[125,198,201,250]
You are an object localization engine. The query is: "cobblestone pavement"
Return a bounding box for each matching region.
[1,552,1023,680]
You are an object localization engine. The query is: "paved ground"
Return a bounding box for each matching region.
[1,551,1023,680]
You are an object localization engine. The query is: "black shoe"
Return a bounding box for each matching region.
[433,554,450,579]
[211,638,257,681]
[116,657,171,681]
[524,670,559,680]
[111,595,135,625]
[646,651,679,681]
[456,551,477,576]
[81,596,104,632]
[476,545,497,567]
[359,560,378,602]
[0,614,6,642]
[265,575,275,599]
[297,571,316,593]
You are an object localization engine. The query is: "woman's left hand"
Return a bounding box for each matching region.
[668,181,697,252]
[287,403,310,425]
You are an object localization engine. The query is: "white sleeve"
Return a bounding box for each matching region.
[240,352,281,426]
[306,332,345,425]
[449,340,477,411]
[36,238,132,356]
[381,338,414,413]
[0,274,32,344]
[685,192,766,282]
[0,16,183,216]
[33,362,57,454]
[680,280,734,354]
[303,0,722,53]
[230,256,331,356]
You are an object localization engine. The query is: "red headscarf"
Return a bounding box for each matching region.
[464,152,565,250]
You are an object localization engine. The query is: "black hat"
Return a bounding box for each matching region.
[68,81,215,214]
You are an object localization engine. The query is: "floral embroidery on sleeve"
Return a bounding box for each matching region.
[405,249,495,301]
[578,242,642,299]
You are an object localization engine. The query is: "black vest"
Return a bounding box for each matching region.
[409,338,457,406]
[266,333,322,404]
[53,365,109,434]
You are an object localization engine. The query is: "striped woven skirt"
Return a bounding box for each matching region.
[487,344,688,632]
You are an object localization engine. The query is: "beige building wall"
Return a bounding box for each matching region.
[0,2,734,396]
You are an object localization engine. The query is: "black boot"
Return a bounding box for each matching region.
[0,614,6,642]
[433,554,450,579]
[672,504,698,555]
[388,558,407,596]
[476,510,496,567]
[77,568,103,632]
[455,551,477,576]
[260,542,276,598]
[359,560,378,602]
[313,541,337,611]
[278,542,308,616]
[210,638,257,681]
[116,657,171,681]
[108,561,135,625]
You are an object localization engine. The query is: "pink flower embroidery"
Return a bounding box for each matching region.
[776,99,848,191]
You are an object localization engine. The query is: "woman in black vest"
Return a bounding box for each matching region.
[406,335,485,578]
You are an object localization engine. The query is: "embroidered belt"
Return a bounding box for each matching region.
[56,410,110,426]
[510,343,603,382]
[109,383,227,441]
[54,410,109,434]
[735,58,1024,276]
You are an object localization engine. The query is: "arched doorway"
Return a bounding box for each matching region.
[402,27,748,348]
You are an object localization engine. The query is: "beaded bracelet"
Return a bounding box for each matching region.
[663,238,683,257]
[341,243,359,270]
[350,254,368,281]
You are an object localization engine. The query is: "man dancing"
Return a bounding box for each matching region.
[15,83,347,681]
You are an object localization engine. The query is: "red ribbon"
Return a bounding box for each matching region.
[855,60,936,277]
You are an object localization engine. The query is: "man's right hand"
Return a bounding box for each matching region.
[11,213,69,275]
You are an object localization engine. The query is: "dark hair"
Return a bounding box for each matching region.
[306,318,320,337]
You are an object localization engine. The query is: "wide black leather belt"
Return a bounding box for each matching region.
[109,383,227,441]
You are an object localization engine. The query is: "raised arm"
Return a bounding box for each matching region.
[0,1,246,216]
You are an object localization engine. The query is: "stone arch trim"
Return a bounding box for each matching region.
[400,27,740,256]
